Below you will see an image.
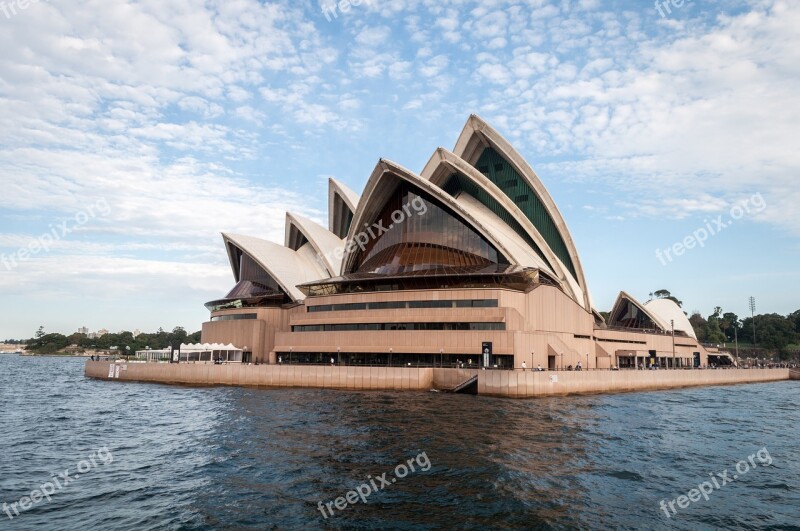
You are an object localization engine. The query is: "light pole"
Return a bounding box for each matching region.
[749,296,756,357]
[586,353,589,371]
[671,319,675,369]
[559,352,563,371]
[439,348,443,368]
[337,347,341,366]
[734,320,740,368]
[389,347,392,367]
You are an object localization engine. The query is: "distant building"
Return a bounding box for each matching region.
[132,328,141,339]
[77,327,88,335]
[97,328,109,336]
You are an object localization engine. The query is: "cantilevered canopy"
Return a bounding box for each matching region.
[285,212,344,277]
[451,114,591,310]
[328,178,360,240]
[222,232,327,302]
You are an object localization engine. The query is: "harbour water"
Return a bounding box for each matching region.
[1,355,798,529]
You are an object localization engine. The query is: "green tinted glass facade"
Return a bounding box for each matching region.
[442,172,553,272]
[472,147,577,279]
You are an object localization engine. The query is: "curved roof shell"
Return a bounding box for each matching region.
[222,232,327,302]
[328,178,360,239]
[285,212,345,277]
[451,114,591,310]
[340,158,559,281]
[645,298,698,340]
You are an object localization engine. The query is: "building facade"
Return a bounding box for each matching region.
[202,115,710,370]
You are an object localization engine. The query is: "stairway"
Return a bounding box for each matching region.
[450,374,478,394]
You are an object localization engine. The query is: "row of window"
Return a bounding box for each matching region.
[307,299,499,312]
[275,352,513,369]
[210,313,258,322]
[595,337,647,345]
[292,322,506,332]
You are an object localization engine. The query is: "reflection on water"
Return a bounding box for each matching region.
[0,355,798,530]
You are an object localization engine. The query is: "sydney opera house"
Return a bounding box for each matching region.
[201,115,712,371]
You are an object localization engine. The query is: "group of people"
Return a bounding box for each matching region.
[520,361,586,371]
[520,361,545,371]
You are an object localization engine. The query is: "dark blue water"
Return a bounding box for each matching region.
[1,355,798,530]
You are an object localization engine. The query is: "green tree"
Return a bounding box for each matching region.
[754,314,796,356]
[689,312,708,342]
[25,333,69,353]
[788,310,800,335]
[722,312,741,340]
[654,289,683,308]
[705,308,726,344]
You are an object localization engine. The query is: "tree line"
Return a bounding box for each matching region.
[689,308,800,357]
[650,290,799,358]
[17,326,202,354]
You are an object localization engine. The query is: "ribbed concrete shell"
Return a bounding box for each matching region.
[222,232,326,302]
[328,178,360,240]
[284,212,344,277]
[451,114,591,310]
[422,147,584,306]
[340,158,558,279]
[609,291,669,332]
[645,298,698,340]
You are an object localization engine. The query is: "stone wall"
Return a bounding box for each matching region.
[85,361,434,390]
[478,368,791,398]
[85,361,791,397]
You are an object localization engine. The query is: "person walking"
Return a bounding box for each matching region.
[521,360,527,371]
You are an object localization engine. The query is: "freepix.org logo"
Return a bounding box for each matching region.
[655,193,766,266]
[316,195,427,268]
[317,451,432,519]
[1,198,111,272]
[0,0,41,20]
[659,447,773,519]
[3,447,114,521]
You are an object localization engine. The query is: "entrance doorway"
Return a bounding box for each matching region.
[548,355,556,370]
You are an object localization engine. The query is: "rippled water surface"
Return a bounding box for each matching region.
[1,355,798,530]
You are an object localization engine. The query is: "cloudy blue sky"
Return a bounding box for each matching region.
[1,0,798,339]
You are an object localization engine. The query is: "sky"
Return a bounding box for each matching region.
[0,0,798,339]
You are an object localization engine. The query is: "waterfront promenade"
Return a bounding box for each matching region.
[85,360,794,398]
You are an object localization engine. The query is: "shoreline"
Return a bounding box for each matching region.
[84,361,797,399]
